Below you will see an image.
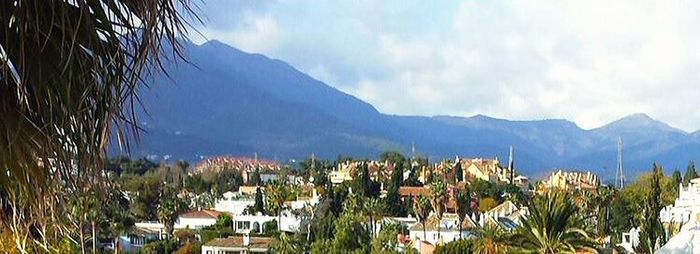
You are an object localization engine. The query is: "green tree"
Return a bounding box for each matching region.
[380,151,407,166]
[254,187,265,215]
[672,169,683,186]
[309,239,333,254]
[266,180,290,231]
[512,191,598,254]
[383,162,406,216]
[455,191,471,239]
[271,232,302,254]
[0,1,195,250]
[364,197,385,237]
[413,196,432,240]
[610,194,634,243]
[157,187,188,237]
[435,239,475,254]
[596,186,615,242]
[638,163,665,253]
[430,180,448,240]
[684,161,698,184]
[473,225,510,254]
[371,222,402,253]
[332,212,371,252]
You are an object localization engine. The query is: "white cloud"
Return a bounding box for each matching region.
[195,12,284,53]
[199,0,700,131]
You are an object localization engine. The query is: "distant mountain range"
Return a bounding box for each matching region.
[118,40,700,180]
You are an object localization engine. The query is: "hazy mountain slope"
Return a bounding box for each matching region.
[124,40,700,179]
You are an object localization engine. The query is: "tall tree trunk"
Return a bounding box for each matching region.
[458,220,462,239]
[92,221,97,254]
[278,213,282,232]
[422,222,426,240]
[80,223,86,254]
[114,237,119,254]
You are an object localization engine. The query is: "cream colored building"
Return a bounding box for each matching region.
[329,160,359,184]
[541,170,599,192]
[460,158,511,183]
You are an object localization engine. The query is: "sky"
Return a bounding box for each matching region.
[189,0,700,132]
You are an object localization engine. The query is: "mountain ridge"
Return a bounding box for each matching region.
[119,40,700,180]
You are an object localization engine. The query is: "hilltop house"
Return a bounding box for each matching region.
[329,161,358,184]
[460,158,512,183]
[540,170,599,193]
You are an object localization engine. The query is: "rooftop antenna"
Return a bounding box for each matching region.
[311,152,316,169]
[616,137,625,189]
[508,145,515,184]
[411,142,416,160]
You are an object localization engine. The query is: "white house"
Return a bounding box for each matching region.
[175,210,223,229]
[660,178,700,225]
[214,191,255,216]
[408,213,478,246]
[233,211,302,233]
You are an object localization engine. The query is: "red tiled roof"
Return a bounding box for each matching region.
[179,210,223,219]
[204,236,273,249]
[399,186,431,197]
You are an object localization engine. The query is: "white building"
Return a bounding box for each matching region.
[214,191,255,215]
[617,227,641,253]
[408,213,479,246]
[233,211,303,233]
[175,210,223,229]
[660,178,700,225]
[478,200,529,231]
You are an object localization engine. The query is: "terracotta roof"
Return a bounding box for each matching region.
[179,210,222,219]
[399,186,431,197]
[204,236,273,249]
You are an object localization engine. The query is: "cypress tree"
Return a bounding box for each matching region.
[684,161,698,184]
[254,186,265,214]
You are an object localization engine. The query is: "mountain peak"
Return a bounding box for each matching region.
[596,113,685,134]
[619,113,653,122]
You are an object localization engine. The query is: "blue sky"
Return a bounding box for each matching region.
[190,0,700,131]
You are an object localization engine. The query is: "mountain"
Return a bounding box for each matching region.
[119,40,700,180]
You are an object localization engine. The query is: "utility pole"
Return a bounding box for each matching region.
[508,145,515,184]
[616,137,625,189]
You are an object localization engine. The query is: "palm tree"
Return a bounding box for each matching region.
[0,1,197,251]
[430,179,448,240]
[473,225,510,254]
[512,191,599,254]
[455,190,471,239]
[413,196,432,240]
[266,181,290,232]
[365,197,385,237]
[596,186,615,244]
[157,188,187,237]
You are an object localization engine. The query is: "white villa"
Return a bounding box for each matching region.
[233,211,303,233]
[408,213,479,246]
[660,178,700,225]
[214,191,255,215]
